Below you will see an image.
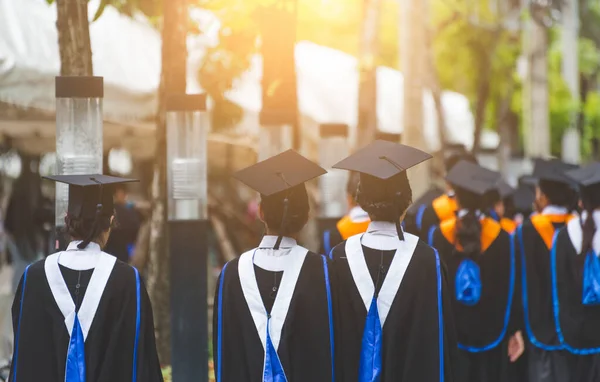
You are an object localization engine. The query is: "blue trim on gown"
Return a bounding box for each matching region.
[11,264,31,382]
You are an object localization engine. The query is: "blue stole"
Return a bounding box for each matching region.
[65,315,86,382]
[359,297,383,382]
[583,251,600,305]
[263,317,287,382]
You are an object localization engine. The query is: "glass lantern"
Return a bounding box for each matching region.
[319,123,350,218]
[55,76,104,227]
[166,94,209,221]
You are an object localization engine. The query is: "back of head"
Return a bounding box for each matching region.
[538,179,577,209]
[445,152,478,174]
[580,183,600,254]
[356,171,412,222]
[260,184,309,235]
[454,186,488,258]
[65,213,113,245]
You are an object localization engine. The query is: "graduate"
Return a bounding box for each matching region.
[329,140,458,382]
[9,174,163,382]
[408,152,478,241]
[551,162,600,382]
[516,158,579,382]
[321,172,370,256]
[213,150,334,382]
[511,176,536,226]
[430,161,524,382]
[489,180,518,234]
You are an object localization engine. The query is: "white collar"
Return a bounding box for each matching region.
[258,236,297,249]
[567,211,600,255]
[45,252,116,341]
[363,221,402,250]
[542,205,569,215]
[238,246,309,352]
[349,206,370,223]
[345,233,419,326]
[59,241,104,271]
[254,236,300,272]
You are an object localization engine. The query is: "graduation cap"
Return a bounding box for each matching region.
[565,162,600,187]
[233,150,326,248]
[44,174,138,249]
[332,140,432,179]
[527,158,578,185]
[497,180,515,199]
[333,140,433,238]
[446,161,502,196]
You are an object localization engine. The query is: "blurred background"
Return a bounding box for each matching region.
[0,0,598,380]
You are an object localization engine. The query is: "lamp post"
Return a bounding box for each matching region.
[166,94,209,382]
[318,123,349,255]
[258,110,294,161]
[54,76,103,250]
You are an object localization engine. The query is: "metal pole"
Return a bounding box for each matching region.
[166,94,209,382]
[258,110,293,161]
[54,76,103,250]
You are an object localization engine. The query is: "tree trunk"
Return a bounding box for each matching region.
[401,0,430,196]
[146,0,188,365]
[357,0,382,147]
[471,39,496,155]
[56,0,93,76]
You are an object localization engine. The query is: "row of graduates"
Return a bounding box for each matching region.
[215,141,600,382]
[322,150,600,382]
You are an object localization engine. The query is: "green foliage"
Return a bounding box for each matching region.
[583,92,600,158]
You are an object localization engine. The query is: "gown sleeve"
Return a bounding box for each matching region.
[135,279,164,381]
[440,258,459,382]
[419,205,440,242]
[212,271,222,380]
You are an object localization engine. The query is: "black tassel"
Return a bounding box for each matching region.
[273,197,289,250]
[78,203,103,250]
[395,192,405,240]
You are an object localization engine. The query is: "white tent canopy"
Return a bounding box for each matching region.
[0,0,485,158]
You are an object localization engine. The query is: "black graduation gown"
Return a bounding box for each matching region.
[9,252,163,382]
[403,187,444,237]
[552,219,600,382]
[432,217,520,382]
[517,212,575,382]
[213,247,333,382]
[330,232,458,382]
[411,194,457,242]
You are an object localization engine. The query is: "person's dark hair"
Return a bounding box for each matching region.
[580,184,600,254]
[347,172,361,199]
[454,186,488,258]
[445,152,478,173]
[65,213,112,244]
[260,184,309,235]
[538,180,577,208]
[356,172,412,222]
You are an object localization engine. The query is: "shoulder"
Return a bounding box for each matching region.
[330,240,348,261]
[412,239,439,267]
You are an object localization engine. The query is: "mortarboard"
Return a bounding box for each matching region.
[44,174,138,249]
[333,140,433,239]
[565,162,600,187]
[528,158,578,185]
[446,161,502,196]
[233,150,326,249]
[497,179,515,199]
[332,140,432,179]
[233,149,326,196]
[45,174,138,219]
